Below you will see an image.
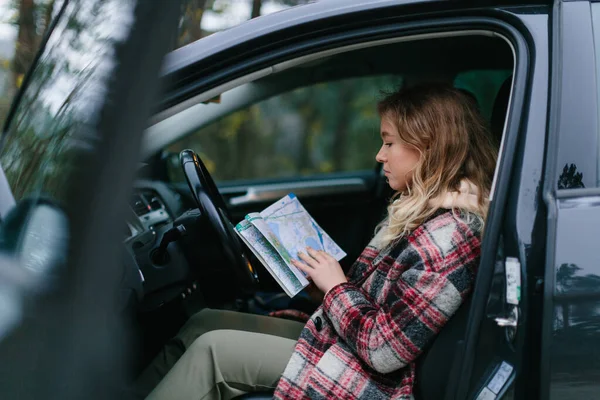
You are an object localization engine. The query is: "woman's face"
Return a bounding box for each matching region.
[376,118,421,192]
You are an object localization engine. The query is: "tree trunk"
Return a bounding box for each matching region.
[332,82,352,171]
[297,98,319,173]
[251,0,262,19]
[42,0,56,38]
[13,0,36,89]
[189,0,207,41]
[179,0,209,47]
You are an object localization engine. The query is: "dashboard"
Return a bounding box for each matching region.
[129,180,186,231]
[129,189,172,232]
[122,181,196,312]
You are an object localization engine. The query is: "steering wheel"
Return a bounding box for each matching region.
[180,149,259,291]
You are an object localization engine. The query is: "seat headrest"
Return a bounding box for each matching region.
[490,76,513,145]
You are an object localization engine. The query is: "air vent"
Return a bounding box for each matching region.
[148,195,164,211]
[142,190,165,211]
[131,190,166,217]
[131,194,150,216]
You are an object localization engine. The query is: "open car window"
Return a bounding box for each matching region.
[165,75,403,183]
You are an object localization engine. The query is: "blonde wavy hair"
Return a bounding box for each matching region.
[375,84,498,248]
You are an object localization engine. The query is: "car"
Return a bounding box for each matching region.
[0,0,597,399]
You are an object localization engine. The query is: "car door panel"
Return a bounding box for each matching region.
[452,8,550,400]
[540,2,600,399]
[543,192,600,399]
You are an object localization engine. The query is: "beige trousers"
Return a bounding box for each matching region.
[134,309,305,400]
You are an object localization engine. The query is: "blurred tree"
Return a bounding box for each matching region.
[167,75,402,183]
[178,0,210,47]
[276,0,311,5]
[175,0,313,48]
[2,0,133,201]
[13,0,36,89]
[11,0,56,89]
[1,0,55,130]
[251,0,262,18]
[332,81,352,171]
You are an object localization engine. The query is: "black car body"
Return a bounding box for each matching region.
[0,0,598,399]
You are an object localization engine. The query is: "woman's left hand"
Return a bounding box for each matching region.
[292,247,347,294]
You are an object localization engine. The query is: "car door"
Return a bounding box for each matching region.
[448,6,551,400]
[454,2,600,400]
[150,2,549,399]
[0,0,180,399]
[538,1,600,399]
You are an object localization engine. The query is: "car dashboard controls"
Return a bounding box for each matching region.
[130,189,172,231]
[151,224,187,266]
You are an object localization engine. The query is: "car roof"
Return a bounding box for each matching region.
[161,0,545,76]
[162,0,434,74]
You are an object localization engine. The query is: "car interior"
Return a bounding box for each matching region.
[122,32,514,398]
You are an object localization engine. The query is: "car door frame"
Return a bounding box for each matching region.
[447,6,551,400]
[156,4,549,400]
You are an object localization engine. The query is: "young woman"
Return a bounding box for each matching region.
[141,83,498,400]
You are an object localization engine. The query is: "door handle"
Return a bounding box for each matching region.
[229,188,260,206]
[495,316,517,327]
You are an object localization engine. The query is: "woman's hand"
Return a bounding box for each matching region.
[292,247,347,294]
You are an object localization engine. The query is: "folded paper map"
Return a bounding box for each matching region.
[234,193,346,297]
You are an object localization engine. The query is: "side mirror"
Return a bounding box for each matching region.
[16,202,69,276]
[0,199,68,339]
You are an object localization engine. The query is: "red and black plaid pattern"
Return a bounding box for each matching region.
[274,210,481,399]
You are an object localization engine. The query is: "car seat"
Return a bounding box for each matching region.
[490,75,513,146]
[234,80,512,399]
[233,297,472,400]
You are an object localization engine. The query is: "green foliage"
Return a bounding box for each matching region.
[167,75,403,182]
[1,0,132,202]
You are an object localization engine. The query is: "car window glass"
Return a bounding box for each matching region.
[593,3,600,187]
[166,75,403,183]
[554,4,598,190]
[0,0,57,131]
[1,0,135,203]
[0,0,139,349]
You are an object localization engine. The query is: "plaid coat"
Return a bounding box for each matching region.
[274,209,482,399]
